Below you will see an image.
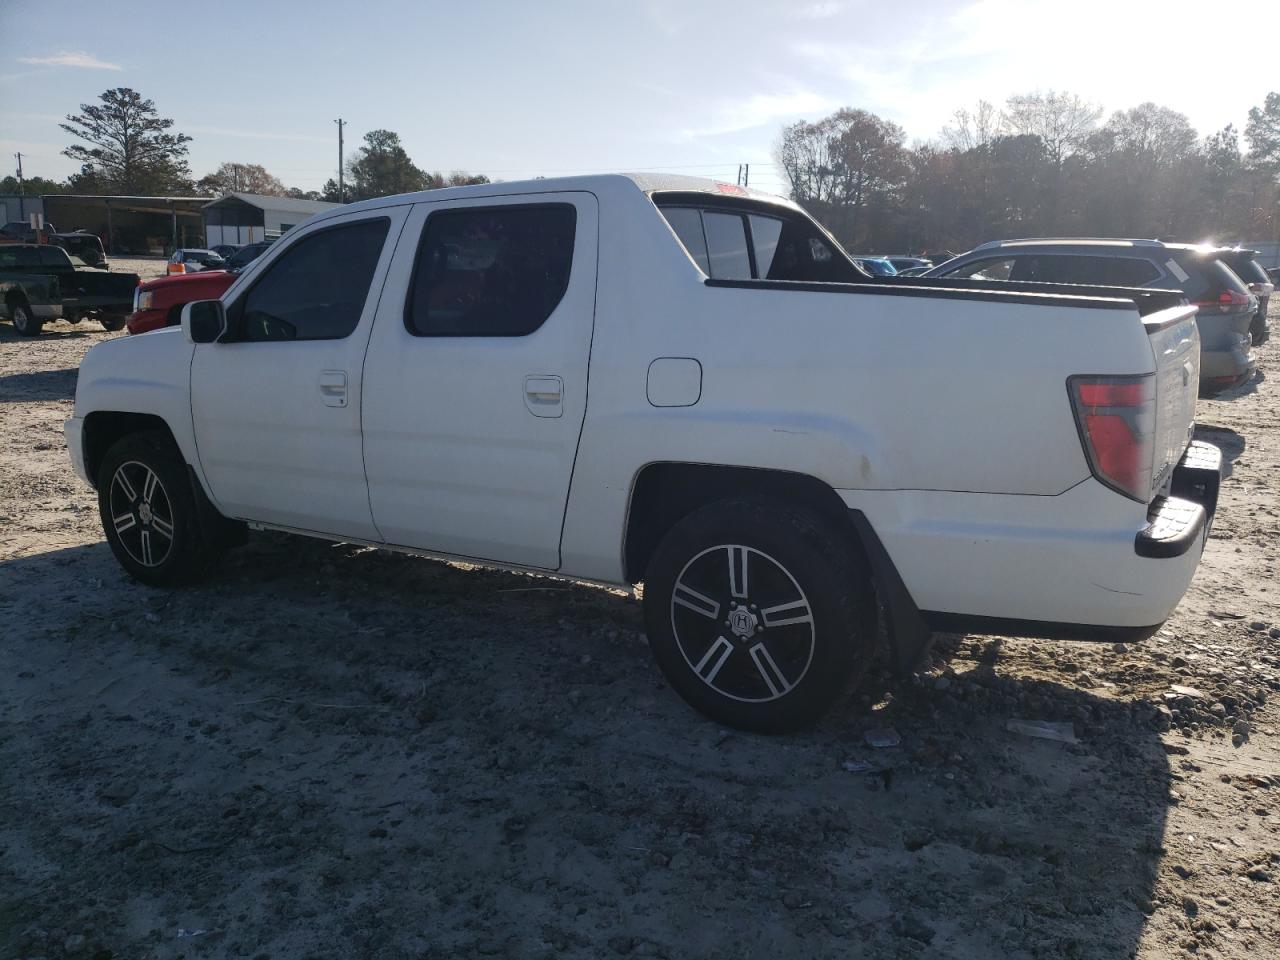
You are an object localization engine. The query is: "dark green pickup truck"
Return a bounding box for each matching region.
[0,244,139,336]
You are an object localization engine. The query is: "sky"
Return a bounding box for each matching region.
[0,0,1274,198]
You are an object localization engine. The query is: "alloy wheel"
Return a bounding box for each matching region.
[108,460,175,568]
[670,544,816,703]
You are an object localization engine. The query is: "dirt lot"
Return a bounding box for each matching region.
[1,306,1277,960]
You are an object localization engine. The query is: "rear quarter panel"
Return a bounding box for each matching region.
[559,186,1159,580]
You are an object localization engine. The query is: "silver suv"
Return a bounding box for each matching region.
[925,239,1258,396]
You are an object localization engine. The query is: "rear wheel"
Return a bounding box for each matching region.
[643,498,875,732]
[97,431,213,586]
[10,300,41,336]
[100,314,127,332]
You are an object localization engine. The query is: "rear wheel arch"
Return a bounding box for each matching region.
[622,463,868,583]
[622,462,935,677]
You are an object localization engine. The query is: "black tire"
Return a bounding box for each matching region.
[10,299,42,336]
[100,314,127,332]
[643,498,875,732]
[97,431,212,586]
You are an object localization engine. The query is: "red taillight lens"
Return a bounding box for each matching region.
[1069,374,1156,502]
[1193,290,1250,312]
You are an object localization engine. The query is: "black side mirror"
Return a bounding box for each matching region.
[182,299,227,344]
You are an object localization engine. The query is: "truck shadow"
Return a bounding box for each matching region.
[0,324,94,342]
[2,535,1170,960]
[1193,424,1244,479]
[0,366,78,402]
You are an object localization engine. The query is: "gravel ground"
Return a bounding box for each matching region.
[0,305,1277,960]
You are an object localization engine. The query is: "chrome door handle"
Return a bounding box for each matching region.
[524,375,563,418]
[320,370,348,407]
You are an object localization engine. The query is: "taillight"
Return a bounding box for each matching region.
[1193,289,1250,313]
[1068,374,1156,502]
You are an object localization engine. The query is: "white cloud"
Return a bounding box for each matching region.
[18,51,122,71]
[676,90,838,140]
[795,1,848,18]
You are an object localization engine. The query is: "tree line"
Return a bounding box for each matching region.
[0,87,488,203]
[776,90,1280,255]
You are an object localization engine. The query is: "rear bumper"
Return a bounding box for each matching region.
[1200,336,1256,395]
[839,441,1224,639]
[1134,440,1221,558]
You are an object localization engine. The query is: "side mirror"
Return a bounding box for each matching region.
[182,300,227,344]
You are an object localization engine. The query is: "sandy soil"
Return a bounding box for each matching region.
[1,306,1277,960]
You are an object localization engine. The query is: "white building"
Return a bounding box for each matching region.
[203,193,338,247]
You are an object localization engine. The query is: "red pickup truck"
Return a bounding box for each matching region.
[127,241,273,334]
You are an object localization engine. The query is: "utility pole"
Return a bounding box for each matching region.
[334,119,346,203]
[15,152,25,220]
[743,163,749,188]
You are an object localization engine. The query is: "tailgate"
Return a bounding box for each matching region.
[1146,305,1199,496]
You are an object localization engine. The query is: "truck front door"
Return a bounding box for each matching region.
[190,207,407,539]
[361,192,598,569]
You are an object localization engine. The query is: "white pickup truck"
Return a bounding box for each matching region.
[66,174,1221,731]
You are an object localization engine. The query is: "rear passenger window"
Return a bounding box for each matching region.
[237,218,389,342]
[38,247,68,267]
[406,204,576,337]
[1105,258,1160,286]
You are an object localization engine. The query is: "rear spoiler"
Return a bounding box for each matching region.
[874,275,1186,318]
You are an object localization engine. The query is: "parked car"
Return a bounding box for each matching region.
[1213,248,1272,345]
[1,221,109,268]
[167,249,227,274]
[68,174,1220,731]
[209,244,240,260]
[128,241,275,334]
[852,256,897,276]
[925,239,1257,396]
[884,256,933,272]
[0,243,138,334]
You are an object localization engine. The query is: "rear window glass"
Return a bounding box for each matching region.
[37,246,69,267]
[657,200,863,283]
[1207,258,1251,294]
[1221,255,1268,285]
[702,212,752,280]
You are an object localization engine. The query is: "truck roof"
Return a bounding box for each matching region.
[314,173,801,224]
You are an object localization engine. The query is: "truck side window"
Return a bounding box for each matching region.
[405,204,576,337]
[237,218,389,342]
[38,247,69,267]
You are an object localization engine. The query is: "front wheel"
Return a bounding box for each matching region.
[100,314,127,332]
[97,432,213,586]
[10,301,42,336]
[643,498,876,732]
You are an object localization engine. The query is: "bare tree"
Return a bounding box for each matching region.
[197,162,288,197]
[1002,90,1101,168]
[940,100,998,152]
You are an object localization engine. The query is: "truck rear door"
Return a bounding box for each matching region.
[361,192,598,569]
